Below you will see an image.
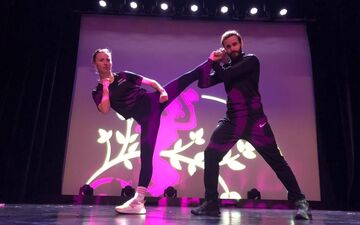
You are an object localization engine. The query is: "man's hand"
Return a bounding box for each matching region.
[159,90,169,103]
[209,48,224,62]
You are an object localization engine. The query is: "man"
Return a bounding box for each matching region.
[190,30,312,220]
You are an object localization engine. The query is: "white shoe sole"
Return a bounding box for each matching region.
[115,206,146,214]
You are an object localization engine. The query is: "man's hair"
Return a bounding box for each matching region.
[92,48,112,63]
[221,30,243,46]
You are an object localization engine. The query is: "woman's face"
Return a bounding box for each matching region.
[94,51,112,76]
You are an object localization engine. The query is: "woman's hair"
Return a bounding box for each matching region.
[92,48,112,63]
[220,30,243,46]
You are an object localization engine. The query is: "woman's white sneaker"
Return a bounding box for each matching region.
[115,197,146,214]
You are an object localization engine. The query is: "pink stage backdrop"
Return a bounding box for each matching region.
[62,15,320,201]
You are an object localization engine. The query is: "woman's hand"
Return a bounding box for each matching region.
[101,78,111,87]
[142,77,168,103]
[98,78,111,114]
[159,90,168,103]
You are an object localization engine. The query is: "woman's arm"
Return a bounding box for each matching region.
[97,79,111,113]
[141,77,169,103]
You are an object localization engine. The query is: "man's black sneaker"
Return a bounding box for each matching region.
[191,200,220,217]
[294,199,312,220]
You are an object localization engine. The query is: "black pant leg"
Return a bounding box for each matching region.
[246,117,305,201]
[134,94,162,188]
[162,69,199,109]
[204,119,242,200]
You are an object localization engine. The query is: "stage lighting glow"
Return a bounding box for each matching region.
[130,1,138,9]
[190,4,198,12]
[99,0,107,8]
[279,8,288,16]
[160,3,169,11]
[220,6,229,14]
[250,7,258,15]
[63,16,320,201]
[201,95,226,104]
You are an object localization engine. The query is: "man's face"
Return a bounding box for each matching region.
[94,52,112,75]
[223,35,242,61]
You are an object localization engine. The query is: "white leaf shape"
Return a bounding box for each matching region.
[195,138,205,145]
[194,152,204,163]
[229,191,241,199]
[227,160,246,171]
[128,142,139,153]
[189,131,196,141]
[115,131,126,144]
[236,139,247,153]
[187,163,196,176]
[190,128,204,142]
[170,157,182,170]
[220,191,241,200]
[220,192,230,199]
[97,129,112,143]
[195,128,204,139]
[243,150,257,159]
[173,139,183,151]
[237,140,256,159]
[222,150,232,162]
[129,133,139,143]
[124,159,133,170]
[116,113,125,120]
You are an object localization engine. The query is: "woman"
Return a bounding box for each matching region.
[91,48,215,214]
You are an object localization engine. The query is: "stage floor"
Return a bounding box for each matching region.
[1,204,359,225]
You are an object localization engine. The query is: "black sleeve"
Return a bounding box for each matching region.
[212,55,259,82]
[122,71,144,85]
[92,84,102,107]
[197,59,223,88]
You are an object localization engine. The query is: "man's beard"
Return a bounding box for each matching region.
[229,50,242,61]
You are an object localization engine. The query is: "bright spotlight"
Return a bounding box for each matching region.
[190,4,199,12]
[220,5,228,14]
[160,3,169,11]
[279,8,288,16]
[99,0,107,7]
[249,7,258,15]
[130,1,138,9]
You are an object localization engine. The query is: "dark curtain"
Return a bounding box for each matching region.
[306,0,360,210]
[0,0,84,202]
[0,0,359,210]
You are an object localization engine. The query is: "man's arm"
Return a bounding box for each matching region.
[212,55,259,82]
[198,71,223,88]
[198,50,224,88]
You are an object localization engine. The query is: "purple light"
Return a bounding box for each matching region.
[147,89,199,196]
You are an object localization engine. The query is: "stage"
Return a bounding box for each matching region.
[1,203,359,225]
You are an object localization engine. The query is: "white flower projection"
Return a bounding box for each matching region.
[86,95,257,199]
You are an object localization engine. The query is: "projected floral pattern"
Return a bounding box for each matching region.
[86,93,257,199]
